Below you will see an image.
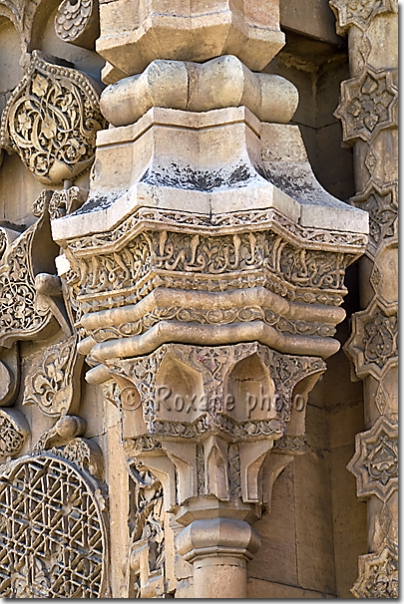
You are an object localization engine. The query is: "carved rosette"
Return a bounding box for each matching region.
[0,454,107,598]
[347,416,398,502]
[0,51,107,185]
[334,67,398,145]
[351,538,398,598]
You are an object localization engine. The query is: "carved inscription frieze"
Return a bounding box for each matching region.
[347,416,398,502]
[0,51,107,185]
[334,67,398,144]
[0,454,107,598]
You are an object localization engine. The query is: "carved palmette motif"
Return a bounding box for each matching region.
[0,192,59,348]
[0,51,107,185]
[0,454,107,598]
[23,334,83,417]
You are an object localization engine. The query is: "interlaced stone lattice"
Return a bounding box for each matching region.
[0,454,106,598]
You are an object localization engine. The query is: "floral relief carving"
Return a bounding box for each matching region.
[351,182,398,256]
[351,537,398,598]
[0,454,107,598]
[0,192,58,348]
[334,67,398,144]
[23,334,83,417]
[0,51,107,185]
[330,0,397,33]
[128,464,166,598]
[344,297,397,380]
[347,416,398,502]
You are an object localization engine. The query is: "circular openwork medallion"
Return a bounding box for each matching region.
[0,454,106,598]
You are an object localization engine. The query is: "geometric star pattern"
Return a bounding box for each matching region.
[350,181,398,259]
[344,296,398,380]
[351,537,398,598]
[347,415,398,502]
[334,66,398,145]
[0,454,106,598]
[330,0,398,34]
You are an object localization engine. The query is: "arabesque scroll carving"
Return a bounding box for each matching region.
[0,51,107,185]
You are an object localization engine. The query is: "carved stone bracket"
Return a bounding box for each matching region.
[351,537,398,598]
[0,51,107,185]
[347,416,398,502]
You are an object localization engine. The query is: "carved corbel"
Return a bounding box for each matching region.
[55,0,100,50]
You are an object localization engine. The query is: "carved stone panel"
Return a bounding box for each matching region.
[23,334,83,417]
[344,297,398,380]
[351,538,398,598]
[0,51,107,185]
[0,454,107,598]
[334,67,398,145]
[347,416,398,502]
[330,0,397,34]
[0,409,30,460]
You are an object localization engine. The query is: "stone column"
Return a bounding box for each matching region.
[51,1,368,597]
[330,0,398,598]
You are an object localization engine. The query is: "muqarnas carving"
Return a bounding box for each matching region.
[0,51,107,185]
[0,454,107,598]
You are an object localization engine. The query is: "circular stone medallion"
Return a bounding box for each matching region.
[0,454,106,598]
